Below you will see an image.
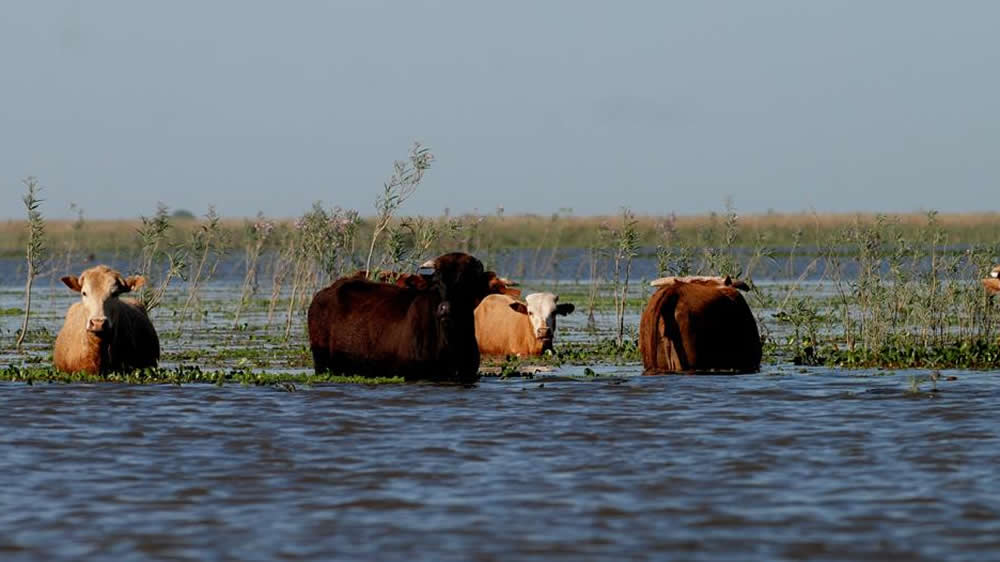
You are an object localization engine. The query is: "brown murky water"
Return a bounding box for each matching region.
[2,371,1000,560]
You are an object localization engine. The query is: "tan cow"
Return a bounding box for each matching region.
[475,292,575,356]
[983,266,1000,293]
[640,275,761,374]
[53,265,161,374]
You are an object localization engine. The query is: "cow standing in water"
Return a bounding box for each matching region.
[475,292,575,356]
[639,276,761,374]
[308,252,493,382]
[53,265,160,374]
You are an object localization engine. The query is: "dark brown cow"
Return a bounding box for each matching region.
[639,276,761,374]
[309,253,492,382]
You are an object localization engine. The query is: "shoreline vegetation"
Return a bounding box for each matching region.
[5,211,1000,257]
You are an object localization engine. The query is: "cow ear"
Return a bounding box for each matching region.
[556,303,575,316]
[62,276,83,292]
[123,276,146,292]
[731,279,751,291]
[418,259,436,278]
[508,302,528,314]
[503,287,522,298]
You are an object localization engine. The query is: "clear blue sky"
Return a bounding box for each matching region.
[2,1,998,219]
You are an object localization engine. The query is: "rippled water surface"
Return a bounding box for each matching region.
[3,370,1000,561]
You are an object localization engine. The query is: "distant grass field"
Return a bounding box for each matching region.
[4,211,1000,257]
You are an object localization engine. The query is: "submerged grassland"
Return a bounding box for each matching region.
[5,148,1000,382]
[4,204,1000,385]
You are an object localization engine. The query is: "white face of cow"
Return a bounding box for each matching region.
[514,293,575,345]
[61,266,145,335]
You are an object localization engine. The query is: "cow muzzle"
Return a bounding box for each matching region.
[87,316,110,333]
[436,302,451,326]
[536,327,554,351]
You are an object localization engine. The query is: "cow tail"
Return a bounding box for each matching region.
[642,287,676,373]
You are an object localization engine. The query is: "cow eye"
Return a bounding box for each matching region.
[81,291,88,297]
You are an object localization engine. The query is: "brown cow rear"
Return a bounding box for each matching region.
[309,253,491,382]
[53,265,161,374]
[640,276,761,374]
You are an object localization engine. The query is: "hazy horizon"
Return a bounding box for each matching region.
[3,2,998,220]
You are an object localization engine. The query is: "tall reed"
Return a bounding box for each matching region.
[15,177,46,351]
[233,213,274,327]
[280,204,361,338]
[364,143,433,278]
[180,206,228,321]
[136,203,186,313]
[602,208,639,347]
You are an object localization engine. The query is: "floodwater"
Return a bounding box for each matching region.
[3,255,1000,560]
[3,371,1000,560]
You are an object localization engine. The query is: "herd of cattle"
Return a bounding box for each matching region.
[49,257,1000,381]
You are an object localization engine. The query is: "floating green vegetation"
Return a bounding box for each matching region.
[163,344,313,368]
[0,307,24,316]
[0,365,405,386]
[478,338,642,370]
[557,339,641,365]
[819,338,1000,370]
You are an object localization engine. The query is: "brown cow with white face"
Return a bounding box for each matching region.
[53,265,161,374]
[983,266,1000,294]
[475,292,575,356]
[640,275,761,374]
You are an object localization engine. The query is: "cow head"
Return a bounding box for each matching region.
[62,265,144,336]
[509,292,575,351]
[486,272,522,299]
[984,266,1000,294]
[426,252,490,313]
